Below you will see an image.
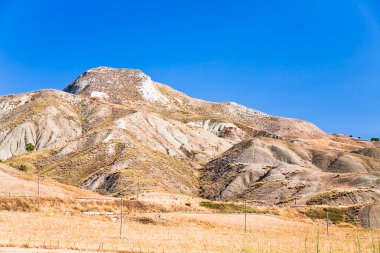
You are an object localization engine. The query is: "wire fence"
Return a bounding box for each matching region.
[0,173,379,237]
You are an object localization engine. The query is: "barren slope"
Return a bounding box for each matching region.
[0,88,233,196]
[201,137,380,205]
[0,66,378,205]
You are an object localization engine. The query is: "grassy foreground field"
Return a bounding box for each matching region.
[0,201,379,253]
[1,159,379,252]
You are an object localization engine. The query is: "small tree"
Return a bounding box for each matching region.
[371,137,379,142]
[25,143,35,152]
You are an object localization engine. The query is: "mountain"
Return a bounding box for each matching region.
[0,67,379,205]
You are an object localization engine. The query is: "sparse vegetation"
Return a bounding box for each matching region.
[300,207,349,224]
[200,201,246,213]
[199,201,277,215]
[18,164,28,172]
[25,143,35,152]
[9,162,29,172]
[371,137,379,142]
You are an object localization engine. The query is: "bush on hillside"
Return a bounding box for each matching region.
[18,164,28,172]
[25,143,35,152]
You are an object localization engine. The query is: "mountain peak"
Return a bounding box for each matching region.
[63,66,169,103]
[86,66,144,74]
[61,66,328,139]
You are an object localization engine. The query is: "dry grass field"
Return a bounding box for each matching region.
[0,164,103,199]
[0,201,379,253]
[0,165,379,252]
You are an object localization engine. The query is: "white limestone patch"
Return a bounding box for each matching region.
[91,91,109,99]
[65,77,96,94]
[82,174,105,191]
[225,102,268,118]
[115,118,129,130]
[102,130,129,144]
[187,120,244,141]
[106,143,117,156]
[138,74,169,103]
[187,120,236,133]
[110,159,131,170]
[174,98,183,104]
[0,95,30,117]
[74,79,91,92]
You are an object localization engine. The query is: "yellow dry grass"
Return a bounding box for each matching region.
[0,208,379,253]
[0,164,103,199]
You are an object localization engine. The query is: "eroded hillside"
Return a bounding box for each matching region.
[200,138,380,205]
[0,67,378,206]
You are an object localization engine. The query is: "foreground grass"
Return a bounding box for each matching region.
[0,197,164,213]
[0,209,379,253]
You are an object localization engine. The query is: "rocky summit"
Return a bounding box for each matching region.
[0,67,379,206]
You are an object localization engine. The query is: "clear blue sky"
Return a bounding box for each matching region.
[0,0,379,139]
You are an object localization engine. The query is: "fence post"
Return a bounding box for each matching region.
[37,170,40,208]
[120,195,123,239]
[243,201,247,252]
[137,180,140,200]
[326,211,329,236]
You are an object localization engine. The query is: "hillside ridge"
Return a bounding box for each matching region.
[0,66,378,206]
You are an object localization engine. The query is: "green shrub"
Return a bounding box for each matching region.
[18,164,28,172]
[25,143,35,152]
[371,137,379,142]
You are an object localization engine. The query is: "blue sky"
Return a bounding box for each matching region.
[0,0,379,139]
